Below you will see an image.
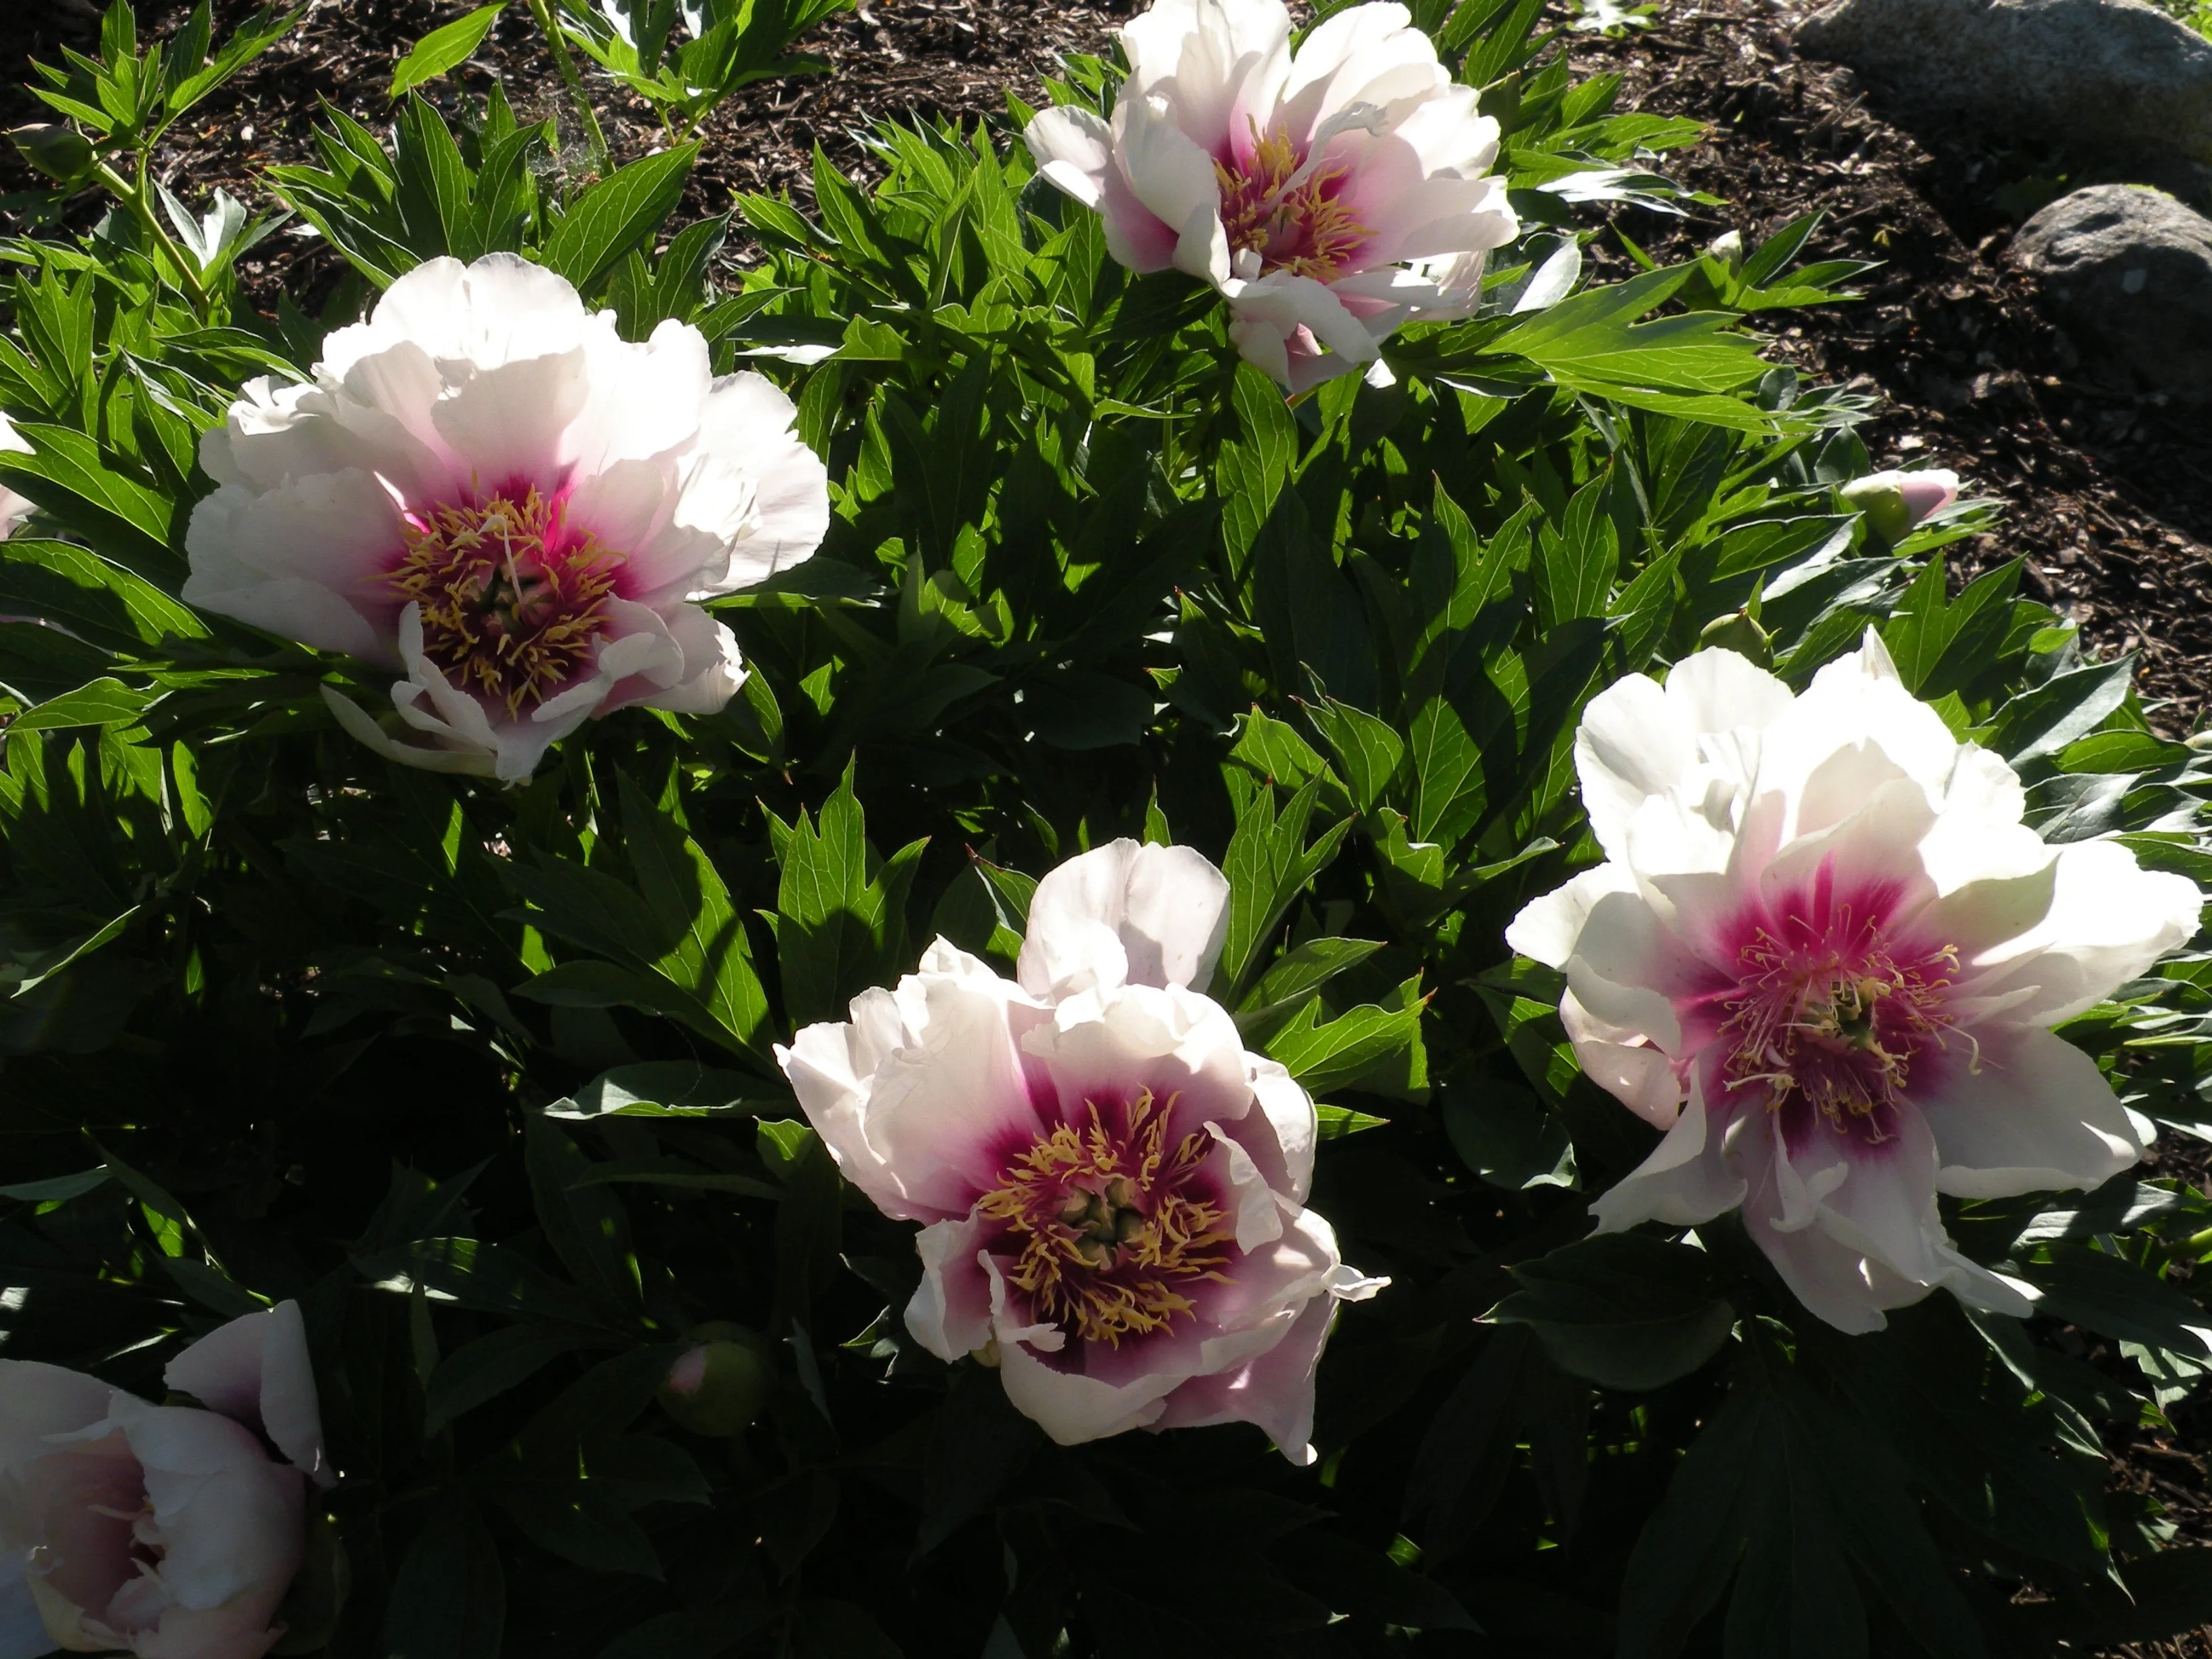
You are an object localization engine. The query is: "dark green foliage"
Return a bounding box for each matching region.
[2,2,2210,1656]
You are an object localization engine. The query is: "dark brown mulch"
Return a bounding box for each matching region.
[1567,0,2212,729]
[1,0,1123,310]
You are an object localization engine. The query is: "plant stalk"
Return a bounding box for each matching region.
[526,0,614,181]
[98,153,213,319]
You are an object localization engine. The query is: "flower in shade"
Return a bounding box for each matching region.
[0,1301,330,1659]
[0,415,33,539]
[1840,468,1960,544]
[183,253,828,781]
[1507,633,2201,1333]
[778,839,1385,1457]
[1024,0,1519,392]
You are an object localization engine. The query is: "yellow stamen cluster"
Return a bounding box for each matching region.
[977,1091,1234,1347]
[386,486,621,718]
[1216,122,1370,283]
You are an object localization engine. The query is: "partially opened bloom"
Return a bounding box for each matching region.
[1508,634,2201,1333]
[778,840,1385,1458]
[1841,468,1961,544]
[1025,0,1519,391]
[184,253,828,781]
[0,1302,330,1658]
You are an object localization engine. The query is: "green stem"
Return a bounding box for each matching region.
[527,0,613,181]
[98,154,213,319]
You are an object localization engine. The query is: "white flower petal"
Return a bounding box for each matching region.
[1918,1025,2144,1198]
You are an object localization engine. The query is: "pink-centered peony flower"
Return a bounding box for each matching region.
[1024,0,1519,392]
[183,253,828,781]
[1507,633,2202,1334]
[0,1302,331,1659]
[777,840,1385,1457]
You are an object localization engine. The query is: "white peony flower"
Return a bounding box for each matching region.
[777,840,1385,1459]
[1507,632,2202,1334]
[0,1302,330,1659]
[1025,0,1519,392]
[183,253,829,781]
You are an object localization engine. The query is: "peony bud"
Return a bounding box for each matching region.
[1839,468,1960,544]
[1696,608,1774,668]
[659,1330,775,1437]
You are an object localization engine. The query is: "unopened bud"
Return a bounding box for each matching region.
[11,123,94,184]
[1840,468,1960,545]
[1697,609,1774,669]
[1708,228,1745,275]
[659,1330,774,1437]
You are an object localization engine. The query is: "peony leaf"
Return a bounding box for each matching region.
[389,3,508,100]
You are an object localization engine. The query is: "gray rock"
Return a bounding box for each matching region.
[1797,0,2212,161]
[2011,184,2212,398]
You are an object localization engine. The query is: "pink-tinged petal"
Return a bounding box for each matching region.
[986,1256,1181,1446]
[1917,1024,2144,1198]
[1591,1082,1746,1232]
[1153,1292,1329,1461]
[1017,838,1231,998]
[1023,984,1254,1135]
[1117,97,1231,285]
[905,1218,995,1359]
[780,945,1049,1221]
[1561,991,1681,1129]
[428,348,590,487]
[163,1303,329,1490]
[104,1395,305,1643]
[15,1431,142,1631]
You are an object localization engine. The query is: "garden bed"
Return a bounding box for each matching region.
[8,1,2212,1654]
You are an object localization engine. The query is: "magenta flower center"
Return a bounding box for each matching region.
[977,1090,1235,1346]
[1215,122,1369,283]
[1717,912,1961,1143]
[386,485,622,716]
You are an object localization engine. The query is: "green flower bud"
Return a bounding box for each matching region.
[1697,609,1774,669]
[659,1331,775,1437]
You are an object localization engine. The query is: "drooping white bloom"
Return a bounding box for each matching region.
[0,415,33,539]
[1508,633,2201,1334]
[184,253,828,781]
[1025,0,1519,392]
[0,1302,329,1659]
[778,840,1385,1458]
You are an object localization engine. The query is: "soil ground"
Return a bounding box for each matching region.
[7,0,2212,1650]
